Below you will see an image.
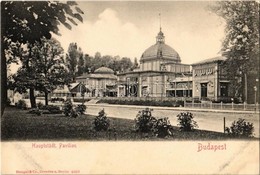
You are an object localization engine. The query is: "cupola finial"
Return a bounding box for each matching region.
[159,13,161,31]
[156,13,165,43]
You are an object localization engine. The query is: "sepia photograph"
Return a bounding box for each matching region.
[1,1,259,174]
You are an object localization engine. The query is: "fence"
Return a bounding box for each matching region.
[94,96,192,102]
[184,101,259,112]
[47,96,259,112]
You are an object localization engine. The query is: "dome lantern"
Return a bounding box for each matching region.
[140,29,181,63]
[156,28,165,44]
[140,14,181,63]
[156,13,165,44]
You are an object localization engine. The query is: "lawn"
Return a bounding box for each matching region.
[1,106,256,141]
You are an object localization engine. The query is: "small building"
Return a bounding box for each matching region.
[192,56,230,101]
[51,83,88,99]
[75,67,117,97]
[51,85,71,99]
[69,83,89,97]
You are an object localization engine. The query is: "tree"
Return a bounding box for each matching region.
[111,56,123,73]
[120,57,133,72]
[1,1,84,112]
[65,43,84,81]
[132,57,139,70]
[66,43,78,80]
[211,1,259,102]
[93,52,103,70]
[77,52,85,76]
[10,38,69,106]
[32,38,68,106]
[8,43,39,108]
[84,54,94,73]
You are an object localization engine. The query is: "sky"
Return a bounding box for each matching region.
[9,1,226,74]
[54,1,226,64]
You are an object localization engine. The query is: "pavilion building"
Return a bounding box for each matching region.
[73,28,233,102]
[117,28,192,98]
[75,67,117,97]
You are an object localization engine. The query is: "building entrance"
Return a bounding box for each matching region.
[201,83,208,98]
[126,84,138,97]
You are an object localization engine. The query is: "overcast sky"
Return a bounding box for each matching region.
[54,1,226,65]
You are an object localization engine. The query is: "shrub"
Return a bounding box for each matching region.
[225,118,254,137]
[16,99,27,110]
[63,99,73,117]
[93,109,110,131]
[28,108,42,116]
[97,99,184,107]
[134,108,157,133]
[42,105,60,111]
[50,97,65,103]
[73,98,91,103]
[70,108,80,118]
[177,112,198,131]
[41,105,62,114]
[75,104,87,114]
[153,117,173,138]
[37,101,44,109]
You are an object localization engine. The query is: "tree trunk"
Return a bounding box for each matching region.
[29,88,36,108]
[45,91,48,106]
[244,73,247,103]
[1,41,7,116]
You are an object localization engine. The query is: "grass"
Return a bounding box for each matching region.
[1,106,256,141]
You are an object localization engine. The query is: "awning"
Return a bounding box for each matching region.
[70,83,91,93]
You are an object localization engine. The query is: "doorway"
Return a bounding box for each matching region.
[201,83,208,98]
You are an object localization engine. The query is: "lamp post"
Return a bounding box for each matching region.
[127,78,130,97]
[255,78,259,112]
[254,86,257,112]
[86,78,89,97]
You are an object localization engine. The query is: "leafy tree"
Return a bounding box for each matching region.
[132,57,139,70]
[77,51,85,76]
[211,1,259,102]
[92,52,103,71]
[66,43,85,80]
[101,55,113,67]
[120,57,133,72]
[1,1,84,111]
[66,43,78,81]
[10,38,69,106]
[84,54,94,73]
[94,52,102,60]
[32,38,68,105]
[111,56,123,73]
[82,53,135,74]
[8,44,38,108]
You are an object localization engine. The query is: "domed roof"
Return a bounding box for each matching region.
[94,67,114,74]
[140,29,181,63]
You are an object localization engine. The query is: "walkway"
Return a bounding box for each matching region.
[85,102,259,114]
